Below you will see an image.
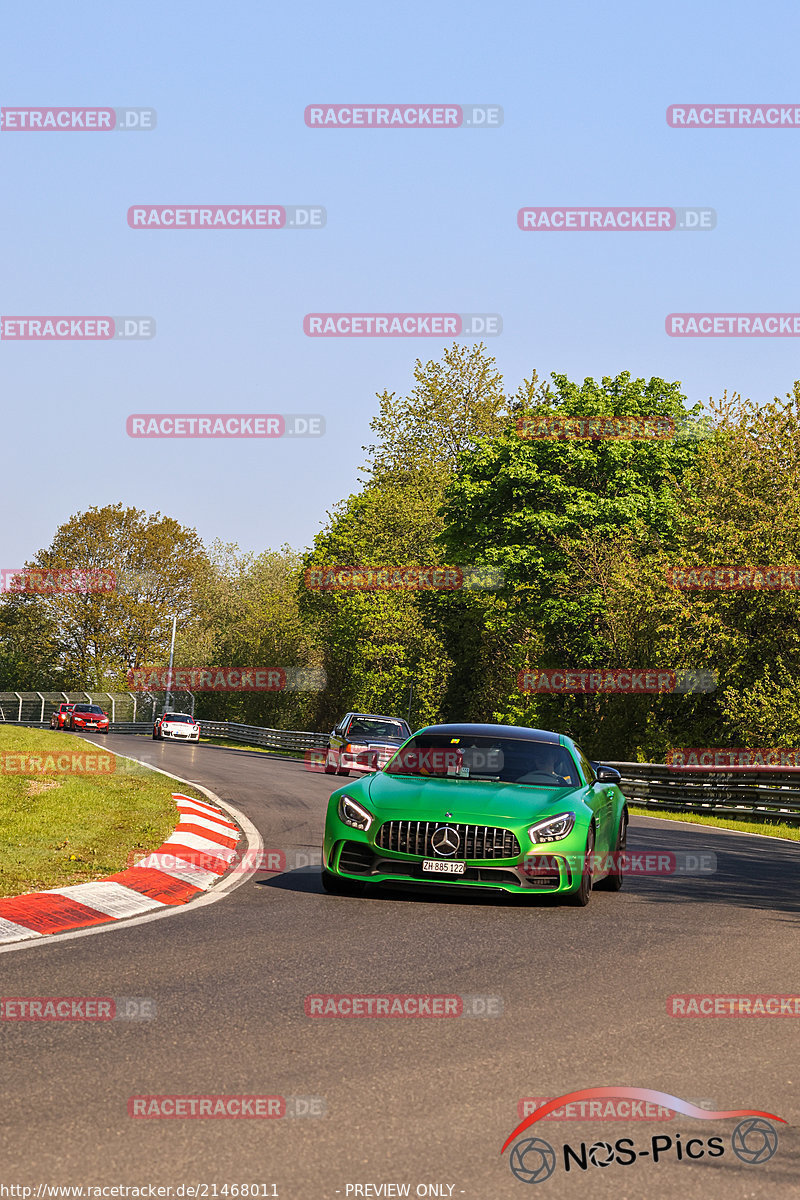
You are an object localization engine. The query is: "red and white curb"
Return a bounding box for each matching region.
[0,791,249,947]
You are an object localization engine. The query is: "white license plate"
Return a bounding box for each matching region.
[422,860,466,875]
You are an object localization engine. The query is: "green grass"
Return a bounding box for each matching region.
[0,726,208,898]
[630,805,800,841]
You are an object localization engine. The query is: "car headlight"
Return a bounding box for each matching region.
[528,812,576,843]
[338,795,373,831]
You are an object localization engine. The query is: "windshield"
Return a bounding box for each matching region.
[74,705,104,714]
[347,717,408,741]
[164,713,195,723]
[384,734,581,786]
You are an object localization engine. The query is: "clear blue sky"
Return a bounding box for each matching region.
[3,0,799,565]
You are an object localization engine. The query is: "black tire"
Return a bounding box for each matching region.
[321,868,364,896]
[596,809,627,891]
[567,824,595,907]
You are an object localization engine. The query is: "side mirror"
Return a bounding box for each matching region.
[595,764,622,784]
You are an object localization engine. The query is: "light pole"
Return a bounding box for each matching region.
[164,614,177,713]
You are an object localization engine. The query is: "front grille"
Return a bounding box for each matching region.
[375,821,520,860]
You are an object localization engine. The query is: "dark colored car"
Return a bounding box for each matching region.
[68,703,110,733]
[325,712,413,776]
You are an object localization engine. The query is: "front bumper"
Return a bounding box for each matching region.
[161,728,199,740]
[333,747,399,773]
[324,830,587,895]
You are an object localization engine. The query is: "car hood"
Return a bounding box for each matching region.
[363,771,588,821]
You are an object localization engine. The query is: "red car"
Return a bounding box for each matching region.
[67,703,110,733]
[50,702,76,729]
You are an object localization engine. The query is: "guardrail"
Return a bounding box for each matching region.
[608,761,800,824]
[197,720,322,753]
[0,717,324,752]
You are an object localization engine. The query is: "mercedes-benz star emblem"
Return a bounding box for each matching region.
[431,825,460,856]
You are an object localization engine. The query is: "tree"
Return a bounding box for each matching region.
[0,504,209,689]
[186,542,324,729]
[301,343,508,725]
[438,371,707,741]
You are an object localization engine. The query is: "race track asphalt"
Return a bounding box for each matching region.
[0,734,797,1199]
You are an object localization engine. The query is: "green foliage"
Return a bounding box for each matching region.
[0,503,209,689]
[7,357,800,763]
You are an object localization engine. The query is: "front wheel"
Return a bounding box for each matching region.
[321,869,364,896]
[567,824,595,907]
[596,809,627,891]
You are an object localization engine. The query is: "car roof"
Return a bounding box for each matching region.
[347,713,408,722]
[414,722,564,743]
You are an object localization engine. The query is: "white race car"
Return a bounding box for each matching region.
[153,712,200,742]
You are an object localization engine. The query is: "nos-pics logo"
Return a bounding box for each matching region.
[501,1088,783,1183]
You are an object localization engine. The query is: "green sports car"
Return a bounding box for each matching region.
[321,723,628,906]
